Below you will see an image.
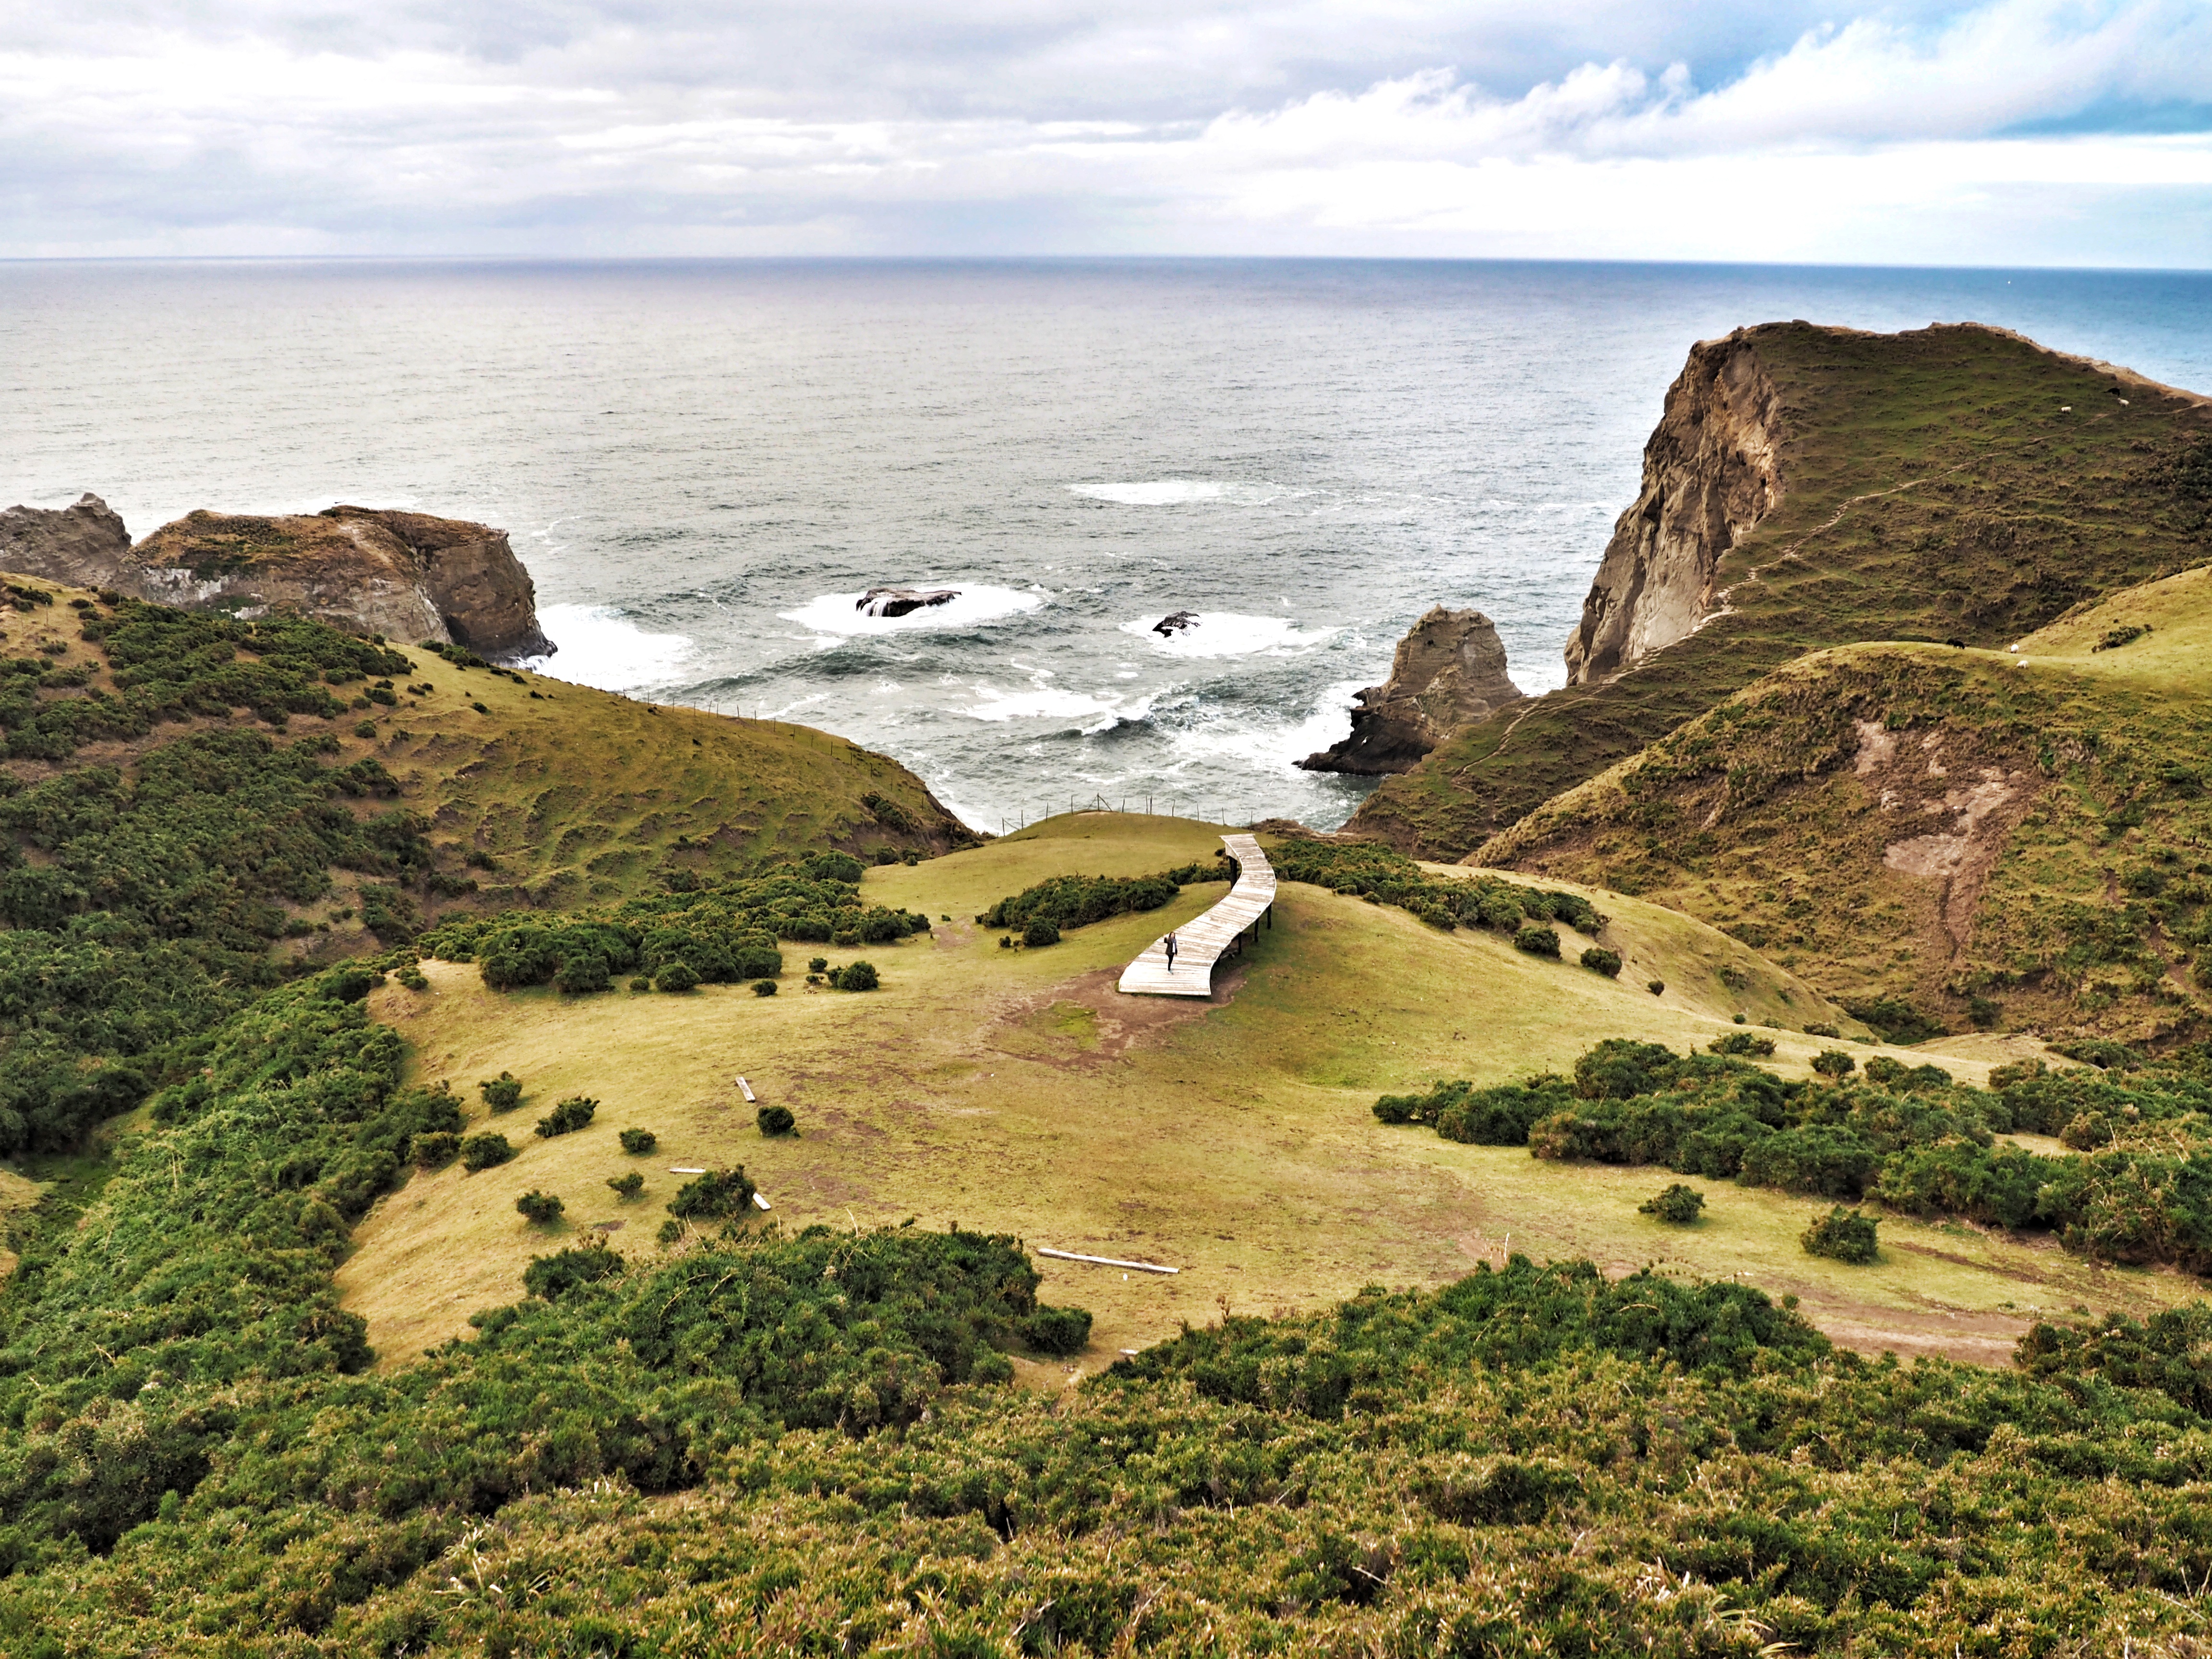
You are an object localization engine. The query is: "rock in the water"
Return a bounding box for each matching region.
[1563,330,1784,685]
[857,586,959,618]
[1153,610,1198,637]
[0,493,134,589]
[1299,606,1525,776]
[127,505,552,661]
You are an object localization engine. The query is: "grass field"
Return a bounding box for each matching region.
[341,812,2176,1379]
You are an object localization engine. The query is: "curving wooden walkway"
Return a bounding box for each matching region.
[1118,834,1276,998]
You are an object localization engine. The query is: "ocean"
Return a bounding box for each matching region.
[5,258,2210,834]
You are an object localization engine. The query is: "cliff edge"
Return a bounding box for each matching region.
[0,497,552,661]
[1299,605,1524,775]
[1564,331,1785,684]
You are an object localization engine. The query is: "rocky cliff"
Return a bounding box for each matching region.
[1299,606,1524,775]
[1563,330,1786,685]
[0,498,552,661]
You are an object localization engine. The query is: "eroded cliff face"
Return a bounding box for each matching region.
[0,494,133,589]
[131,506,551,660]
[1299,605,1524,775]
[1564,331,1786,685]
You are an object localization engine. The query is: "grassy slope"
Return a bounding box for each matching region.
[1478,568,2212,1042]
[1350,323,2212,858]
[0,572,972,955]
[340,813,2157,1377]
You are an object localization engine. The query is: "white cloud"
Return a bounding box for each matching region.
[0,0,2206,262]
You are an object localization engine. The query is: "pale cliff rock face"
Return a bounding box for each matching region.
[133,506,552,661]
[0,494,133,589]
[1563,331,1786,685]
[1299,605,1524,775]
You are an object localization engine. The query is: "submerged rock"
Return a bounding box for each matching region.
[1153,610,1198,637]
[858,587,959,619]
[1299,605,1525,776]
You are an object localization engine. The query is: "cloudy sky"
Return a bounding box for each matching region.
[4,0,2208,265]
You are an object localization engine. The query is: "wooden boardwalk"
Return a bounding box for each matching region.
[1118,833,1276,998]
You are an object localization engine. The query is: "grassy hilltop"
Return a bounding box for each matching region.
[1352,322,2212,857]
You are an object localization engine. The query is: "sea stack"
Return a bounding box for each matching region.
[1299,605,1525,775]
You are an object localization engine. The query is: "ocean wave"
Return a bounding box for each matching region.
[780,584,1043,638]
[1118,612,1338,658]
[1069,480,1225,505]
[525,604,692,691]
[1167,678,1364,774]
[958,673,1155,736]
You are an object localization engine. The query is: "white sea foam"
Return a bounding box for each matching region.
[779,584,1042,637]
[1168,679,1365,774]
[1118,612,1337,658]
[1069,480,1225,505]
[526,603,693,691]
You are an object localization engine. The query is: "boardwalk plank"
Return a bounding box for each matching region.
[1117,834,1275,998]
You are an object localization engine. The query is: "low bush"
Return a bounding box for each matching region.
[808,956,828,974]
[522,1241,624,1299]
[607,1171,645,1199]
[411,1131,459,1168]
[1638,1183,1706,1225]
[977,864,1207,934]
[752,978,777,996]
[668,1166,757,1221]
[654,960,700,993]
[1812,1049,1857,1079]
[619,1128,657,1155]
[1802,1205,1880,1262]
[1579,946,1622,977]
[1647,979,1665,995]
[479,1070,523,1112]
[1023,917,1061,947]
[460,1132,515,1171]
[1803,1022,1841,1038]
[1709,1032,1776,1057]
[536,1095,599,1138]
[757,1104,796,1136]
[832,961,880,991]
[1514,925,1561,959]
[555,953,613,994]
[516,1189,565,1225]
[1025,1304,1095,1355]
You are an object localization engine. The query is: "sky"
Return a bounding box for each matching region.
[3,0,2209,265]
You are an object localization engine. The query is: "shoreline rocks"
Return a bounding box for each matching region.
[1299,605,1525,776]
[0,496,552,662]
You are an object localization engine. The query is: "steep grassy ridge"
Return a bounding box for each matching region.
[1479,569,2212,1044]
[0,575,968,1152]
[1353,323,2212,857]
[342,814,2131,1376]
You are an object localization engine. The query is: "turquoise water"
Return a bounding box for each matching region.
[5,258,2209,831]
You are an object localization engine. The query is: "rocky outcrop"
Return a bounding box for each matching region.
[858,587,958,619]
[1563,330,1786,685]
[2,496,552,660]
[1299,606,1524,775]
[0,494,133,589]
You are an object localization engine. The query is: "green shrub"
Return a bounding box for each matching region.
[808,956,828,974]
[1023,917,1061,947]
[1709,1032,1776,1057]
[1025,1304,1094,1355]
[479,1071,523,1112]
[1803,1022,1841,1038]
[833,961,880,991]
[555,953,612,994]
[460,1132,515,1171]
[1647,979,1665,995]
[522,1241,623,1299]
[1638,1184,1706,1225]
[1578,946,1622,977]
[536,1095,598,1138]
[1812,1049,1857,1079]
[757,1105,796,1136]
[516,1190,565,1225]
[803,851,866,883]
[1513,925,1560,959]
[618,1128,657,1154]
[751,978,777,996]
[2060,1111,2116,1151]
[1801,1205,1879,1263]
[654,960,700,993]
[606,1171,645,1199]
[411,1131,459,1168]
[977,864,1206,934]
[395,963,429,990]
[668,1166,757,1221]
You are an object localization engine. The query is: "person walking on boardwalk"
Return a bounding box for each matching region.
[1163,930,1178,972]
